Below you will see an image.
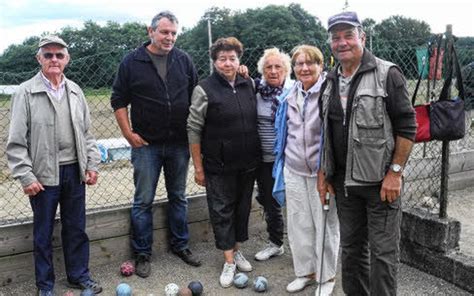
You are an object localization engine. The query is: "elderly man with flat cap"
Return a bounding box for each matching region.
[7,35,102,295]
[317,12,416,296]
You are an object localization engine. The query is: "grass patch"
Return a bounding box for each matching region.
[0,94,11,108]
[84,87,112,103]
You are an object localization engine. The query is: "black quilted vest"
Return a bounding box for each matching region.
[199,72,260,174]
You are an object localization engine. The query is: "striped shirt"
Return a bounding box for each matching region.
[257,91,277,162]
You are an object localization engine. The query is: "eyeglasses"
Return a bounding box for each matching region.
[294,61,317,68]
[43,52,66,60]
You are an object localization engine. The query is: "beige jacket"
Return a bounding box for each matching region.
[6,72,100,187]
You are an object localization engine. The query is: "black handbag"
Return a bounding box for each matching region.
[412,39,465,142]
[430,42,465,141]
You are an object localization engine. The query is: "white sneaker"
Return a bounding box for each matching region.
[255,242,284,261]
[234,250,253,272]
[219,262,236,288]
[286,277,316,293]
[315,280,335,296]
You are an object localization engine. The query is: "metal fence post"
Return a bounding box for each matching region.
[439,25,453,218]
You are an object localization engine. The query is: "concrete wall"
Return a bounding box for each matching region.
[401,209,474,293]
[0,194,265,287]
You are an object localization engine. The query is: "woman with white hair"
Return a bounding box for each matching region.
[253,48,294,262]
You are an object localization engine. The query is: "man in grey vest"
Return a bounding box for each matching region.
[7,35,102,295]
[317,12,416,295]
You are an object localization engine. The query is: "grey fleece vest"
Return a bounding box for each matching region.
[321,57,395,187]
[50,91,77,165]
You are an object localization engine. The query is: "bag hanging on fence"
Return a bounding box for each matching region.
[412,40,465,142]
[430,97,465,141]
[429,47,444,80]
[414,103,431,142]
[430,42,465,141]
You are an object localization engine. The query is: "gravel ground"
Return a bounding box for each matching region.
[447,186,474,257]
[0,226,471,296]
[0,185,472,295]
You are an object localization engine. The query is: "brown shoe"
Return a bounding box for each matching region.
[173,249,202,267]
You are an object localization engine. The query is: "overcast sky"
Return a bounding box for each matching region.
[0,0,473,54]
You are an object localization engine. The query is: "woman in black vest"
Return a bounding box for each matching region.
[187,37,259,288]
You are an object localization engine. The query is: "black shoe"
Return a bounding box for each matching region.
[135,254,151,278]
[67,278,102,294]
[173,248,202,267]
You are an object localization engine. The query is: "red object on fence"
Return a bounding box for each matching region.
[414,104,431,142]
[429,47,444,80]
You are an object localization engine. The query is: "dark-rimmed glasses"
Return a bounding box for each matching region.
[43,52,66,60]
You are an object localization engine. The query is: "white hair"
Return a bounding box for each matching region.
[257,47,291,79]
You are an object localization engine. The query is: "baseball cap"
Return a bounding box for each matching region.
[327,11,362,31]
[38,35,68,48]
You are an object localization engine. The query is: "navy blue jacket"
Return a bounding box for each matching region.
[111,42,198,144]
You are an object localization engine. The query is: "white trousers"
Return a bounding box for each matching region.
[285,167,340,282]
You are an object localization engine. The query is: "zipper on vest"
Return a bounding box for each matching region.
[234,86,247,152]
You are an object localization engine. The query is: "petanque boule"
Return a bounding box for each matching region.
[165,283,180,296]
[120,260,135,277]
[178,287,193,296]
[116,283,132,296]
[233,273,249,289]
[80,288,95,296]
[187,281,203,295]
[253,276,268,292]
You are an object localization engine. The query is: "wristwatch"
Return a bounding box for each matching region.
[390,164,403,174]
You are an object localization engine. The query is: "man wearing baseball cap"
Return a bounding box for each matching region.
[317,11,416,296]
[7,35,102,295]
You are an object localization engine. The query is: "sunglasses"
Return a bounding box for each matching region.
[43,52,66,60]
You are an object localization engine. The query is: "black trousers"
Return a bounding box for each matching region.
[334,180,401,296]
[256,161,284,246]
[205,168,257,251]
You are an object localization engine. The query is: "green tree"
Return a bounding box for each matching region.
[456,37,474,67]
[362,18,377,51]
[0,36,40,84]
[374,15,430,46]
[176,4,326,77]
[370,16,431,78]
[177,7,234,52]
[0,21,148,87]
[61,21,147,87]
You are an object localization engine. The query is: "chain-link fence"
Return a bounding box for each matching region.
[0,38,472,225]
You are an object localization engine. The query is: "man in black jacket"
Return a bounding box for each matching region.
[111,10,200,277]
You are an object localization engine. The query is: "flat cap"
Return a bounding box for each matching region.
[38,35,68,48]
[327,11,362,31]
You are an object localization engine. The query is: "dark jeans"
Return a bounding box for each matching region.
[130,143,190,256]
[205,168,256,251]
[30,163,90,291]
[334,181,401,296]
[256,161,284,246]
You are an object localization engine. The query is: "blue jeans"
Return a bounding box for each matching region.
[30,163,90,291]
[131,143,190,256]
